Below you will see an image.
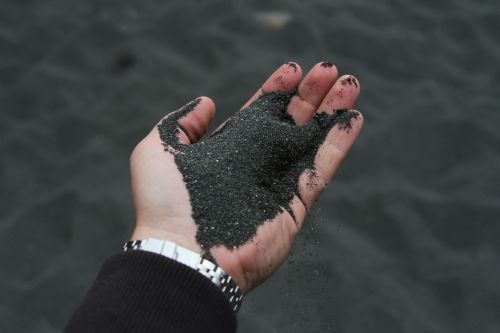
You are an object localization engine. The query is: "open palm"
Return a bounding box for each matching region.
[130,62,363,293]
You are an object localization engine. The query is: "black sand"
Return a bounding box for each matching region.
[158,90,359,251]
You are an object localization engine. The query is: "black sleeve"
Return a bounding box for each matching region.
[64,250,237,333]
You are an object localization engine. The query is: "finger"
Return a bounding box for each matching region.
[298,112,364,209]
[316,74,360,114]
[295,74,362,209]
[240,62,302,110]
[176,96,216,144]
[286,61,338,125]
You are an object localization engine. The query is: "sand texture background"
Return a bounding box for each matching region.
[1,0,499,332]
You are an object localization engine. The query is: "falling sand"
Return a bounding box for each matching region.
[157,90,359,252]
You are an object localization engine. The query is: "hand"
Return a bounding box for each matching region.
[130,62,363,293]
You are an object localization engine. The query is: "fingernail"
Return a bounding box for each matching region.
[320,61,334,68]
[286,61,298,72]
[340,76,359,88]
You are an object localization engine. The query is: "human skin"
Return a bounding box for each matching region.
[130,62,363,293]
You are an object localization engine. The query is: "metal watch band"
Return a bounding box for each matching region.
[122,238,243,313]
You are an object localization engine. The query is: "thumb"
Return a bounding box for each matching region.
[157,97,216,150]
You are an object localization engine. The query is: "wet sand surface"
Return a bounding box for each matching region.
[1,1,499,332]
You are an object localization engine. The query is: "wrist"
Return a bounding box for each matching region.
[132,223,250,294]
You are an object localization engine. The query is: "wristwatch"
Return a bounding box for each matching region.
[122,238,243,313]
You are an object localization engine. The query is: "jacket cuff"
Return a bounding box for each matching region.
[65,250,237,333]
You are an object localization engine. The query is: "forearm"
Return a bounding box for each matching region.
[64,250,236,333]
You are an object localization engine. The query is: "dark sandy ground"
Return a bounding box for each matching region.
[1,0,499,332]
